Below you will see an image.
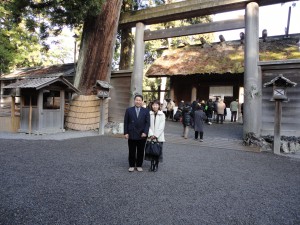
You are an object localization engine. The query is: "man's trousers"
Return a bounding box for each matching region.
[128,139,146,167]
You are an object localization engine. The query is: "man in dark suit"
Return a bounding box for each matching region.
[124,94,150,172]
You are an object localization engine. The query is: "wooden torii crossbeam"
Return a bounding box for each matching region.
[119,0,295,28]
[144,18,245,41]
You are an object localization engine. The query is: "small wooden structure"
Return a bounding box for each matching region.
[263,75,297,154]
[94,80,113,135]
[260,59,300,137]
[4,76,80,134]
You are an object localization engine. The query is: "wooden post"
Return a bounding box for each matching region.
[285,6,291,37]
[11,96,15,132]
[131,22,145,106]
[273,100,282,154]
[99,98,106,135]
[191,87,197,102]
[243,2,261,138]
[159,77,167,104]
[29,96,32,134]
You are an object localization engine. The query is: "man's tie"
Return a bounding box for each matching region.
[136,107,140,117]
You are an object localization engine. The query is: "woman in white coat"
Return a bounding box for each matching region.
[145,100,165,172]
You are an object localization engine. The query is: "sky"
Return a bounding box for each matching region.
[213,2,300,42]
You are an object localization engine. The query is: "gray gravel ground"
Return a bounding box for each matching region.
[1,135,300,225]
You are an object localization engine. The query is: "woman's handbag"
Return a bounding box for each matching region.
[145,139,162,156]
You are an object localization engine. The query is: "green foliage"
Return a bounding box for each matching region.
[143,77,161,102]
[0,1,88,74]
[6,0,105,30]
[0,5,43,73]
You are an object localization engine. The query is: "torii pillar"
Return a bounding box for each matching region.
[243,2,261,137]
[130,22,145,105]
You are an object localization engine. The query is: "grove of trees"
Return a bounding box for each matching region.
[2,0,212,96]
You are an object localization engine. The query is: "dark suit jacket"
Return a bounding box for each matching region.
[124,106,150,140]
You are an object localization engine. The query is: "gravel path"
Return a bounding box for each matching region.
[1,135,299,225]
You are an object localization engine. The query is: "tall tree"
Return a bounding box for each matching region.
[74,1,122,94]
[118,0,134,70]
[4,0,123,94]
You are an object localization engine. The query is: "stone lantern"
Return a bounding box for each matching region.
[263,74,297,154]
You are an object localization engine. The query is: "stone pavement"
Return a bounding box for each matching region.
[164,121,259,152]
[164,120,300,158]
[0,122,300,225]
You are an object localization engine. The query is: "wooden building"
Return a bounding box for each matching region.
[3,76,79,134]
[146,35,300,136]
[0,64,76,133]
[0,64,132,133]
[146,35,300,106]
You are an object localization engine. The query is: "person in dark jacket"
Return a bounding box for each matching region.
[191,100,199,127]
[213,97,219,122]
[205,99,214,125]
[174,100,184,122]
[194,105,207,142]
[124,94,150,172]
[178,100,185,110]
[181,102,193,139]
[241,103,244,123]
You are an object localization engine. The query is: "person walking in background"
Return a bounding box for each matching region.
[223,103,227,121]
[194,104,207,142]
[166,99,175,120]
[124,94,150,172]
[200,100,206,109]
[241,103,244,123]
[145,100,165,172]
[191,100,199,128]
[230,99,239,122]
[216,99,226,124]
[178,100,185,110]
[213,97,219,122]
[182,102,193,139]
[205,99,214,125]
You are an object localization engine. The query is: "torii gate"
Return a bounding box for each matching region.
[119,0,294,137]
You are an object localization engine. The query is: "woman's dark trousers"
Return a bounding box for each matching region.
[216,114,224,123]
[151,159,159,172]
[128,139,146,167]
[195,131,203,139]
[231,111,237,122]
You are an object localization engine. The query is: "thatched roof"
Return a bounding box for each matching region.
[146,35,300,77]
[0,63,75,80]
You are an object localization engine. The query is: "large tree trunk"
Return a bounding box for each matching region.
[119,1,133,70]
[74,0,123,94]
[119,28,133,70]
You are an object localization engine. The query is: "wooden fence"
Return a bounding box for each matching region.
[0,96,20,132]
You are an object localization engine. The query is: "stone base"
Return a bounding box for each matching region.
[104,122,124,135]
[245,133,300,154]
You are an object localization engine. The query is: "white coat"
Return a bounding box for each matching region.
[148,110,165,142]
